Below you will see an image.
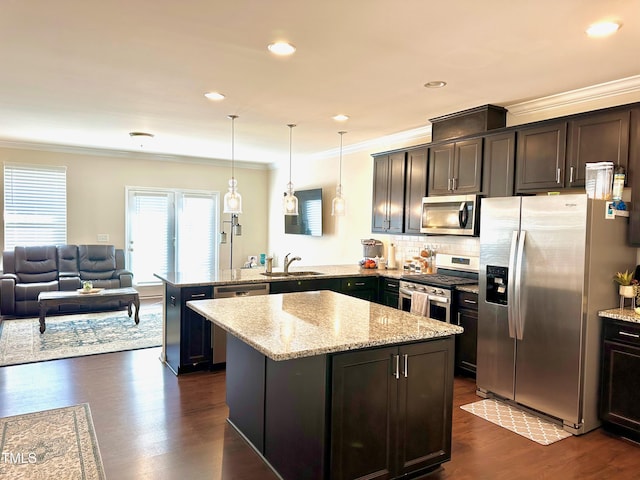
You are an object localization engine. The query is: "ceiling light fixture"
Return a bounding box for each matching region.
[204,92,226,101]
[424,81,447,88]
[283,124,299,216]
[268,41,296,56]
[333,114,350,122]
[331,131,347,217]
[129,132,155,149]
[223,115,242,214]
[586,21,622,38]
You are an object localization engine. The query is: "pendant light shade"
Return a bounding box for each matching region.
[283,124,299,216]
[223,114,243,214]
[331,131,347,216]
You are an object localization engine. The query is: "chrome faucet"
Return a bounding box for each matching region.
[283,252,302,274]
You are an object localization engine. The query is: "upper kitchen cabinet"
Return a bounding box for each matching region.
[403,147,428,234]
[482,131,515,197]
[627,107,640,246]
[567,110,630,187]
[428,137,483,195]
[372,152,406,233]
[515,121,567,193]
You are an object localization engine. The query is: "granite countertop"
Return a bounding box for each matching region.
[456,284,479,294]
[188,290,463,361]
[154,264,406,287]
[599,308,640,324]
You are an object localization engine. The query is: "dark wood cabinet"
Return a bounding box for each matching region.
[482,131,515,197]
[339,276,378,301]
[428,138,483,195]
[269,277,340,294]
[600,319,640,441]
[331,338,454,480]
[454,290,478,377]
[404,147,428,234]
[164,284,212,375]
[372,152,406,233]
[379,277,400,308]
[515,121,568,192]
[567,110,630,187]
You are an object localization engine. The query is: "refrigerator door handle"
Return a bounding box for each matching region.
[514,229,527,340]
[507,230,519,339]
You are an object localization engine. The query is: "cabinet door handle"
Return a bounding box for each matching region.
[463,299,477,305]
[392,354,400,379]
[619,331,640,339]
[190,293,206,299]
[457,312,461,326]
[453,178,458,190]
[569,166,574,183]
[169,295,176,306]
[556,168,561,184]
[355,282,365,287]
[403,354,408,378]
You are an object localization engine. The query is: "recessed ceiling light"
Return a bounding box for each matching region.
[129,132,155,149]
[586,21,621,38]
[424,81,447,88]
[333,114,350,122]
[204,92,226,101]
[267,42,296,56]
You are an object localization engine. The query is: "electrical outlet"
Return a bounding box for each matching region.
[97,234,110,242]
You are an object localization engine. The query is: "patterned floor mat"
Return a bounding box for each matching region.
[460,398,573,445]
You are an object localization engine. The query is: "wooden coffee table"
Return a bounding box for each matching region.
[37,287,140,333]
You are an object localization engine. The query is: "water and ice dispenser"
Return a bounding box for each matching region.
[486,265,509,305]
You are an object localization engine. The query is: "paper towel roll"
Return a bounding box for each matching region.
[388,243,397,269]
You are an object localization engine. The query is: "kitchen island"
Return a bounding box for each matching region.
[189,290,463,480]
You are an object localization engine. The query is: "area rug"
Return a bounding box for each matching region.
[460,399,573,445]
[0,304,162,366]
[0,403,105,479]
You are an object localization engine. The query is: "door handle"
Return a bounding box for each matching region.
[403,354,408,378]
[556,168,561,184]
[619,331,640,339]
[459,202,469,228]
[448,178,452,191]
[463,299,477,305]
[457,311,461,326]
[392,354,400,379]
[569,166,575,183]
[514,230,527,341]
[507,230,518,339]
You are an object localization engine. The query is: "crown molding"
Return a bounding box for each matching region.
[506,75,640,116]
[0,140,269,170]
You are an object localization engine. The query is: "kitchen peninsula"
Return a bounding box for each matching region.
[189,290,463,480]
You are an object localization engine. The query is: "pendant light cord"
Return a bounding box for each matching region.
[228,115,238,181]
[287,124,296,185]
[338,131,346,185]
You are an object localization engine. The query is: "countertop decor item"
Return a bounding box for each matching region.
[223,114,242,214]
[331,131,346,216]
[283,123,299,215]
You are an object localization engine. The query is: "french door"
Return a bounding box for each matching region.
[126,188,219,285]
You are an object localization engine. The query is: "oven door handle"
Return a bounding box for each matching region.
[399,287,415,296]
[428,295,449,304]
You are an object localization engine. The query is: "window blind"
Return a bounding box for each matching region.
[4,163,67,249]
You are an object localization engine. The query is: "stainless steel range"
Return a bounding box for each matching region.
[399,254,478,322]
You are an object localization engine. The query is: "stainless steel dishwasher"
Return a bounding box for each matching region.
[211,283,270,365]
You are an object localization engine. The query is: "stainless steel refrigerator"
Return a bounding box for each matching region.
[477,194,637,434]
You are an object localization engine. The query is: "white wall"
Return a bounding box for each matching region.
[0,147,270,273]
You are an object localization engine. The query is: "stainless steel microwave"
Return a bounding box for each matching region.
[420,194,481,236]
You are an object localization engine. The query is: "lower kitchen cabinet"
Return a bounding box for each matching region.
[379,277,400,308]
[339,276,378,301]
[164,284,212,375]
[454,290,478,377]
[600,319,640,440]
[331,338,454,480]
[269,277,340,294]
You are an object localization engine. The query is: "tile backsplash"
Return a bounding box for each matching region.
[381,235,480,265]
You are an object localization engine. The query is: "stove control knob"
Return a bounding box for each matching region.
[436,289,445,296]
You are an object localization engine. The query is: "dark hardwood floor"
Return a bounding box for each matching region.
[1,347,639,480]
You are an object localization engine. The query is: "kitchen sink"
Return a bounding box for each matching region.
[261,271,321,277]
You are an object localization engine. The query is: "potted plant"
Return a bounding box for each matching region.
[613,270,636,298]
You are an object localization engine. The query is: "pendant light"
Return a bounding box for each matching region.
[283,124,299,216]
[223,114,242,214]
[331,131,347,216]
